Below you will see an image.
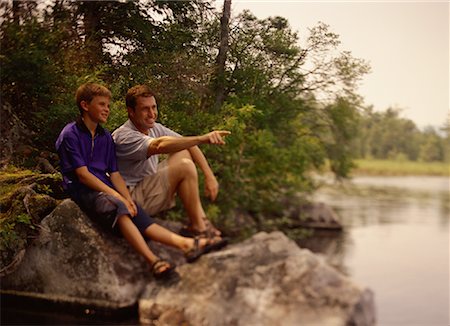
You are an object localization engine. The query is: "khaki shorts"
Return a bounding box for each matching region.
[130,160,176,216]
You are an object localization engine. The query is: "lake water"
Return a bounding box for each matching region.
[303,175,449,326]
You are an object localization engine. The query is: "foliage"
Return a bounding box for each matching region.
[352,107,448,163]
[322,98,360,177]
[204,104,323,216]
[1,0,373,231]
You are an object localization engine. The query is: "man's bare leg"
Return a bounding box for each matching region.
[143,223,214,251]
[167,150,214,234]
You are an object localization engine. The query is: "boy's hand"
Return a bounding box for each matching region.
[125,198,138,217]
[117,195,137,217]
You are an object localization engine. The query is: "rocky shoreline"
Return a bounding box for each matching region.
[1,197,375,325]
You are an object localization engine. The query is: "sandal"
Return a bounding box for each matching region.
[184,236,228,263]
[151,259,176,280]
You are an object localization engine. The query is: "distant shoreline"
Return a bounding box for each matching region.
[351,159,449,177]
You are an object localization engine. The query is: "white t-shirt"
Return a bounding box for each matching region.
[112,119,181,186]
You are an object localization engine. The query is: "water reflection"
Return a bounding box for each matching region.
[300,175,449,326]
[296,230,349,275]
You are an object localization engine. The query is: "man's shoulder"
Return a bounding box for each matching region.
[112,121,148,147]
[112,122,128,141]
[112,120,133,136]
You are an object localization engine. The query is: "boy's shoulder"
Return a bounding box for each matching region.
[60,120,112,137]
[56,121,78,150]
[59,121,78,137]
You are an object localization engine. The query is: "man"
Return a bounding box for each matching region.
[56,83,226,280]
[112,85,230,239]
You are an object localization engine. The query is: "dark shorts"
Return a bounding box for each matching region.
[69,187,155,236]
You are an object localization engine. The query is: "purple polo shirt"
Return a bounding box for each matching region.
[55,117,118,190]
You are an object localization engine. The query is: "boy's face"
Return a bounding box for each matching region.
[81,95,110,124]
[128,96,158,132]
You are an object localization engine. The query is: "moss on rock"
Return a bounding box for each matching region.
[0,168,65,273]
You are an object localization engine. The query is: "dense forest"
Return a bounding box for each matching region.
[353,107,449,163]
[1,0,448,221]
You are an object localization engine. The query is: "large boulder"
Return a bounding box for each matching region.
[1,199,162,309]
[139,232,375,326]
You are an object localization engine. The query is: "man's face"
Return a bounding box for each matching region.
[128,96,158,132]
[82,95,110,124]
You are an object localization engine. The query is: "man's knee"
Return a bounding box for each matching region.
[176,157,197,177]
[168,149,192,162]
[167,152,198,195]
[169,153,197,177]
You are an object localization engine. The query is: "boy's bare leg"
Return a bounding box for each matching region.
[167,150,207,232]
[116,215,159,266]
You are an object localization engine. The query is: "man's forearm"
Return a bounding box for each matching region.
[188,145,219,201]
[146,130,230,157]
[148,136,202,156]
[188,145,214,178]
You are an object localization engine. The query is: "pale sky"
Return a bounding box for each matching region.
[216,1,449,129]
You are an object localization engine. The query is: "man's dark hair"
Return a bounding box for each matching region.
[126,85,156,110]
[125,85,156,110]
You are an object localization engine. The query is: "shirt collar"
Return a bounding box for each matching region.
[126,119,150,136]
[76,116,105,136]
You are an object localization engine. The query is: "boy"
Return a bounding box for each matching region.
[55,83,226,279]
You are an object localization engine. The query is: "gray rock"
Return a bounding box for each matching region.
[1,199,151,309]
[286,202,343,230]
[139,232,375,326]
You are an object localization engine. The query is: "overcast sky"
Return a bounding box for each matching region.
[216,1,449,129]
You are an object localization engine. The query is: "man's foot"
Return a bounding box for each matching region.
[180,217,222,238]
[184,236,228,263]
[203,218,221,236]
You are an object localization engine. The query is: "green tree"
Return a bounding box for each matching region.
[441,115,450,163]
[1,0,80,157]
[322,98,360,177]
[419,127,444,162]
[355,108,421,160]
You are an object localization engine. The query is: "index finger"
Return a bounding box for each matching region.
[217,130,231,136]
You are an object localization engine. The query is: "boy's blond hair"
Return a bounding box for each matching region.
[75,83,111,114]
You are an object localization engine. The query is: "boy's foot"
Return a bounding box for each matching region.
[151,259,176,280]
[184,236,228,263]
